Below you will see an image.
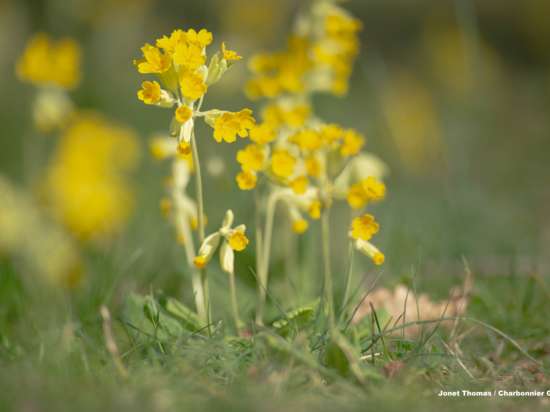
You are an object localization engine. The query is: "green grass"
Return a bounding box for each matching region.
[1,252,549,412]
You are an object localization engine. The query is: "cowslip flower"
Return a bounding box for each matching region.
[134,28,254,146]
[44,113,140,241]
[207,109,256,143]
[16,33,81,90]
[349,214,384,265]
[0,177,82,288]
[16,33,81,132]
[193,210,249,274]
[347,176,386,209]
[350,214,379,241]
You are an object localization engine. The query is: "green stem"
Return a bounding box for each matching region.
[321,207,335,329]
[228,271,243,333]
[191,130,211,333]
[178,212,206,323]
[340,241,355,317]
[255,191,278,325]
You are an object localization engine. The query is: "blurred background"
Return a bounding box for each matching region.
[1,0,549,323]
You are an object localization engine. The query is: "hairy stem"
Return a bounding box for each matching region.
[228,271,243,333]
[321,207,335,328]
[191,130,211,333]
[255,191,278,325]
[340,240,355,317]
[177,212,206,323]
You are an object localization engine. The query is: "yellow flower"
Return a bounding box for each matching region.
[177,141,192,156]
[290,176,309,195]
[16,33,81,89]
[354,238,384,266]
[212,109,255,143]
[137,81,162,105]
[194,255,208,269]
[134,44,171,74]
[347,184,366,209]
[292,218,309,234]
[320,124,344,145]
[221,42,242,61]
[308,200,321,220]
[228,230,249,251]
[175,105,192,123]
[156,29,186,54]
[340,129,364,156]
[270,149,296,178]
[249,123,276,145]
[350,214,379,241]
[180,71,207,101]
[347,177,386,209]
[236,170,257,190]
[305,156,321,178]
[262,102,311,129]
[290,129,323,152]
[173,42,205,70]
[237,144,264,172]
[362,177,386,200]
[44,113,139,241]
[185,28,213,48]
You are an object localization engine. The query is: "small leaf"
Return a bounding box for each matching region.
[272,299,319,337]
[161,296,204,332]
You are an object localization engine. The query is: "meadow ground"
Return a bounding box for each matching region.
[1,0,550,410]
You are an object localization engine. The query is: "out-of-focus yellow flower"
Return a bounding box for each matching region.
[237,144,265,172]
[249,123,276,145]
[291,218,309,234]
[246,2,361,100]
[0,177,82,288]
[16,33,81,90]
[228,230,249,251]
[175,105,192,123]
[350,214,379,242]
[211,109,255,143]
[340,129,364,156]
[308,200,321,220]
[137,80,162,104]
[44,113,140,241]
[289,175,309,195]
[262,101,311,130]
[236,170,258,190]
[347,177,386,209]
[289,129,323,152]
[353,238,384,266]
[271,149,296,178]
[305,156,321,178]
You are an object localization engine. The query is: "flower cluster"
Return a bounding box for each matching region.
[16,33,81,132]
[44,113,140,242]
[234,0,386,240]
[134,28,254,151]
[0,177,81,287]
[246,1,361,99]
[16,33,81,90]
